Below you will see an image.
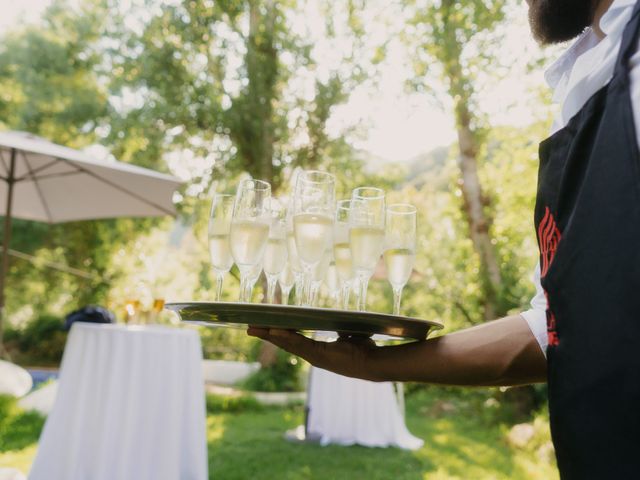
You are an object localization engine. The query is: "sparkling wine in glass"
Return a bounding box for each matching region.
[292,171,336,304]
[263,199,288,304]
[384,204,417,315]
[349,187,385,311]
[278,261,295,305]
[244,262,263,303]
[324,258,340,308]
[209,193,235,301]
[334,199,355,309]
[286,206,305,306]
[230,179,271,302]
[310,248,332,306]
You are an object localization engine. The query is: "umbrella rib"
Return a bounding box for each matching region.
[22,170,83,181]
[14,159,61,182]
[59,158,175,216]
[0,150,8,177]
[23,151,54,223]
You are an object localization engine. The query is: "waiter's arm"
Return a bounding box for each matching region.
[248,315,547,386]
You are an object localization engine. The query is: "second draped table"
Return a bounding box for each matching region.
[307,367,423,450]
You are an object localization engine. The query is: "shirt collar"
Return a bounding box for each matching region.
[544,29,596,90]
[600,0,638,35]
[544,0,638,90]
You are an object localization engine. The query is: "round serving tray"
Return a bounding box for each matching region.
[165,302,443,340]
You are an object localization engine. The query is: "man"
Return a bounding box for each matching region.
[249,0,640,477]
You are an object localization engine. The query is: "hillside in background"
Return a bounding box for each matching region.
[361,145,451,190]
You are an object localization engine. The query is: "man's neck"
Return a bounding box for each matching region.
[593,0,615,38]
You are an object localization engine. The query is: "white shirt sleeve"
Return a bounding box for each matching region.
[520,262,548,357]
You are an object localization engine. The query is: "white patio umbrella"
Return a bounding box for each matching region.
[0,130,182,346]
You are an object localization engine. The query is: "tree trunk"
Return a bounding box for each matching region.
[455,102,502,320]
[247,0,280,367]
[438,4,504,321]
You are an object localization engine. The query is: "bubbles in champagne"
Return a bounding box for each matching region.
[384,248,415,288]
[333,242,353,281]
[278,262,295,290]
[230,220,270,268]
[312,249,332,282]
[286,232,303,273]
[349,226,385,272]
[293,213,333,265]
[263,237,288,275]
[325,261,339,295]
[209,233,233,272]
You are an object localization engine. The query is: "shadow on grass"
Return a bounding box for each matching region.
[204,388,534,480]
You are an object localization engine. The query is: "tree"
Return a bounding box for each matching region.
[0,1,167,353]
[0,1,109,349]
[104,0,361,195]
[405,0,509,320]
[104,0,369,365]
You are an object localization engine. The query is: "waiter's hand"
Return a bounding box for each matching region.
[248,315,548,386]
[247,328,380,381]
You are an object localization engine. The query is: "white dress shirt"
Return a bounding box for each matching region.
[521,0,640,355]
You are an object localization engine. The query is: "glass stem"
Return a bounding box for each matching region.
[303,265,314,306]
[244,282,254,303]
[294,273,304,306]
[266,276,277,304]
[392,285,404,316]
[282,287,291,306]
[357,274,370,311]
[214,271,225,301]
[341,283,351,310]
[239,274,249,303]
[310,282,320,307]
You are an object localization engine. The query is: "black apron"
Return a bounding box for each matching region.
[535,2,640,478]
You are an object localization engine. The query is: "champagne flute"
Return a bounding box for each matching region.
[384,204,417,315]
[334,199,355,309]
[230,179,271,302]
[292,171,336,305]
[286,207,305,305]
[209,193,235,301]
[324,257,340,308]
[349,187,385,311]
[310,248,332,306]
[244,262,263,303]
[278,261,295,305]
[263,199,288,303]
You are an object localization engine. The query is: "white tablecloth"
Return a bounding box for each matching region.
[307,367,423,450]
[29,323,207,480]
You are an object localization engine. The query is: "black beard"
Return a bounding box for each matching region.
[528,0,598,44]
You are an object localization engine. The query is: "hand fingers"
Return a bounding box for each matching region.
[247,327,322,362]
[247,326,270,338]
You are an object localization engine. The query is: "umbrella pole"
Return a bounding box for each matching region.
[0,148,16,358]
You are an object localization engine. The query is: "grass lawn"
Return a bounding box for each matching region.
[1,388,558,479]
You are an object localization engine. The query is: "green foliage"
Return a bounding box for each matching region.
[0,395,45,453]
[199,327,259,361]
[104,0,365,194]
[242,346,302,392]
[205,393,263,414]
[0,0,108,145]
[5,314,67,365]
[0,1,160,324]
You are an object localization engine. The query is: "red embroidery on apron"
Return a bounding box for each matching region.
[538,206,562,277]
[538,207,562,346]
